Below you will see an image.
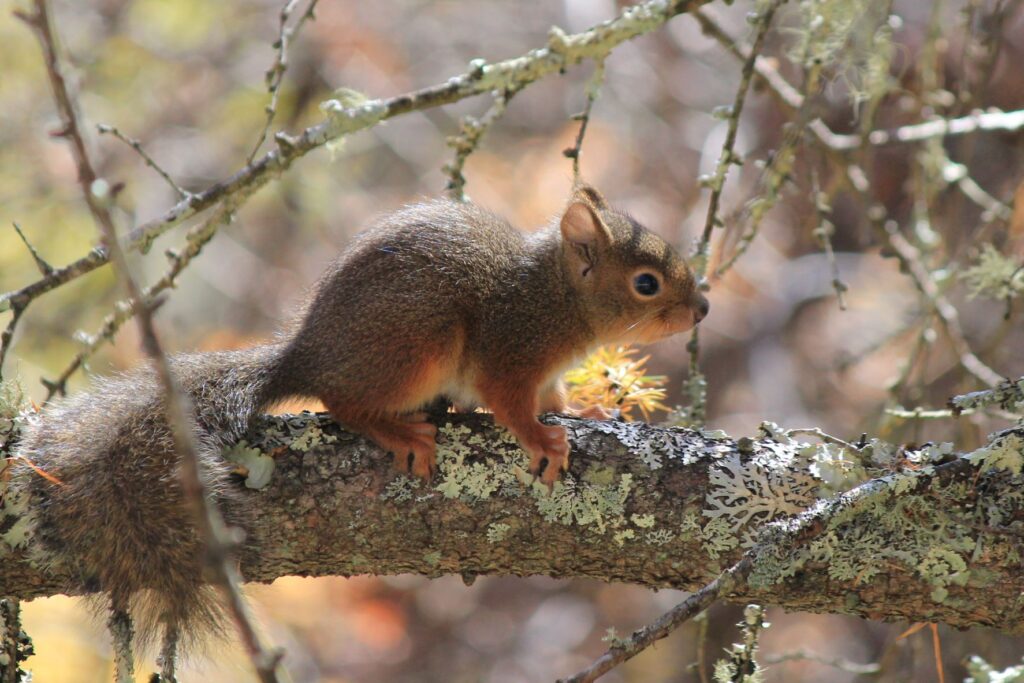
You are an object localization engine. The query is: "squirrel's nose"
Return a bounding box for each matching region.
[693,295,710,323]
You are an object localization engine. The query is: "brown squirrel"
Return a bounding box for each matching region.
[10,184,707,667]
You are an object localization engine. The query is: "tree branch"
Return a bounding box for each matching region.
[5,413,1024,639]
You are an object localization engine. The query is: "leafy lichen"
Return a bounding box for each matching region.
[222,441,275,489]
[486,522,511,543]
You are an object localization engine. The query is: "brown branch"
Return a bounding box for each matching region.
[5,415,1021,681]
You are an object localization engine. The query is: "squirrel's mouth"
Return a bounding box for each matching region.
[620,309,695,344]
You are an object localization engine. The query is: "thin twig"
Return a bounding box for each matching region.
[0,224,53,381]
[11,223,53,276]
[97,123,190,199]
[810,167,848,310]
[881,222,1003,387]
[563,61,605,185]
[694,0,784,266]
[784,427,860,452]
[42,201,240,400]
[444,87,518,201]
[762,650,881,675]
[22,2,285,680]
[247,0,320,163]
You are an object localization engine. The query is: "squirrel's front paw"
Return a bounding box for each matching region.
[390,420,438,480]
[526,424,570,486]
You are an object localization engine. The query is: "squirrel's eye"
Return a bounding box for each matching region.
[633,273,660,296]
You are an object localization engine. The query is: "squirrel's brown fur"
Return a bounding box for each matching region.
[11,185,708,658]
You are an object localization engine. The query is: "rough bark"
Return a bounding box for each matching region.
[3,412,1024,634]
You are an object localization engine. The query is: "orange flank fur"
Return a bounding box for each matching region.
[321,342,463,480]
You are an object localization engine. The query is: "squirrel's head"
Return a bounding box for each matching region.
[559,184,709,345]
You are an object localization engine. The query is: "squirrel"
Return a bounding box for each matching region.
[9,184,708,666]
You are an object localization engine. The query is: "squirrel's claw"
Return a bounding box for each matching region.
[525,423,570,487]
[380,418,438,481]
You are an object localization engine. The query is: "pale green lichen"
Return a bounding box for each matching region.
[917,547,970,603]
[433,423,526,502]
[486,522,511,543]
[0,379,28,454]
[967,433,1024,475]
[645,529,676,546]
[631,513,655,528]
[222,441,275,489]
[423,550,442,566]
[434,422,644,541]
[289,421,338,452]
[702,516,740,561]
[381,476,421,503]
[613,529,635,546]
[535,474,633,535]
[961,244,1024,302]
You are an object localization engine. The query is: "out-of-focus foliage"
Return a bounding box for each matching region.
[3,0,1024,681]
[961,244,1024,301]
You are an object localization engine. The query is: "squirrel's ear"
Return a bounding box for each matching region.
[560,201,612,277]
[573,183,609,210]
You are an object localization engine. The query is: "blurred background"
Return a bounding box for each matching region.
[2,0,1023,680]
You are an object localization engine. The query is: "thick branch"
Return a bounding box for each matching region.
[4,413,1024,634]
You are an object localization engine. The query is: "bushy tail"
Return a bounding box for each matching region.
[11,344,289,653]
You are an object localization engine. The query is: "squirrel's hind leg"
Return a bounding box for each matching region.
[321,343,461,480]
[325,403,439,479]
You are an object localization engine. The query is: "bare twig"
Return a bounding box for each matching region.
[881,222,1003,388]
[783,427,860,452]
[42,200,240,400]
[97,123,191,199]
[938,154,1012,222]
[11,223,53,276]
[810,167,848,310]
[762,650,881,675]
[444,87,518,201]
[694,0,784,266]
[22,2,285,680]
[695,610,710,683]
[563,61,605,184]
[247,0,320,163]
[0,224,53,381]
[559,558,751,683]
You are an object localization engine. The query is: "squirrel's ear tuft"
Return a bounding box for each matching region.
[561,201,612,277]
[573,183,609,210]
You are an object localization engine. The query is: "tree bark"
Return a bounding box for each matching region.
[3,412,1024,634]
